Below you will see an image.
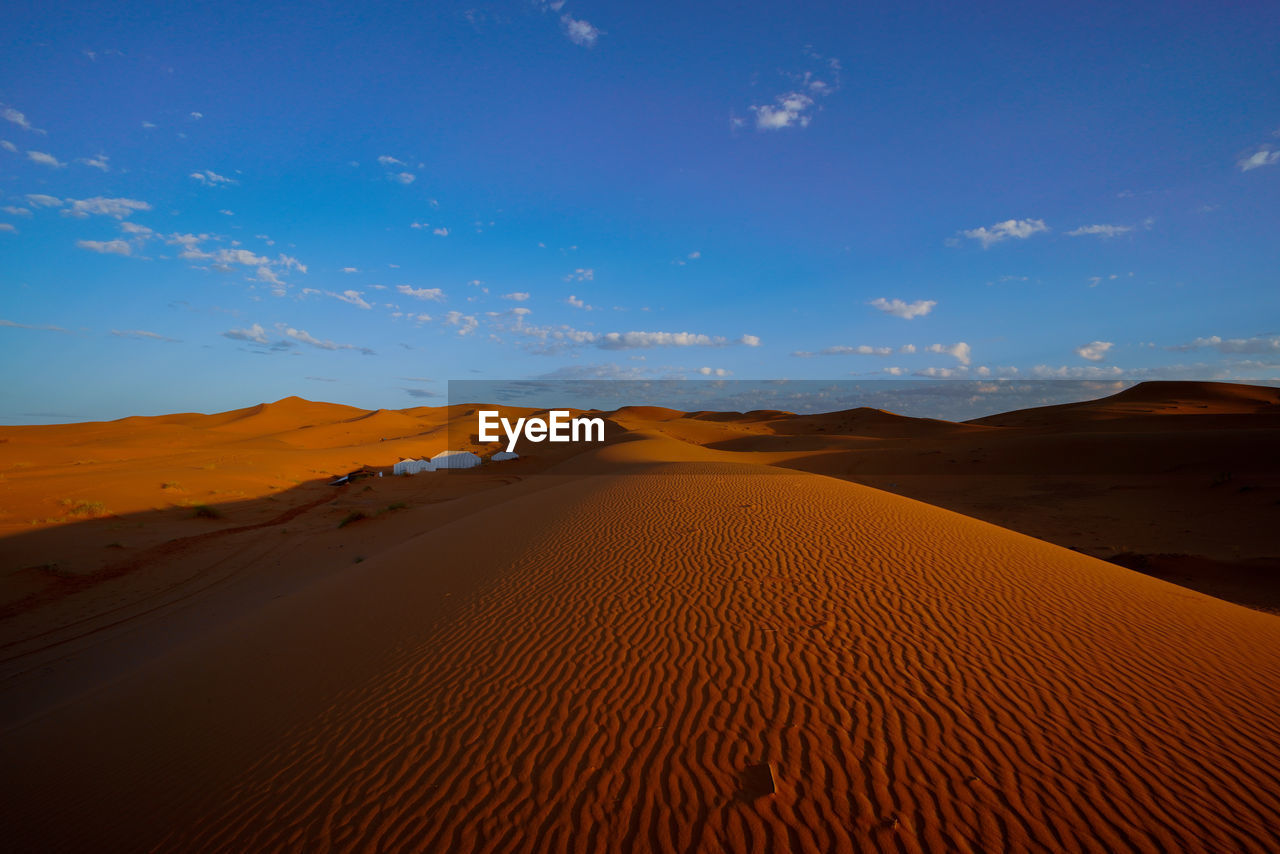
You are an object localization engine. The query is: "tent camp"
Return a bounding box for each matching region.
[393,458,436,475]
[431,450,482,469]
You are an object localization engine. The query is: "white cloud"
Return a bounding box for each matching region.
[1075,340,1114,362]
[0,223,16,233]
[392,172,416,185]
[314,289,374,309]
[445,311,478,336]
[190,169,237,185]
[0,139,16,152]
[337,290,370,309]
[111,329,179,343]
[3,107,44,134]
[25,194,62,208]
[502,292,530,301]
[505,317,759,355]
[1167,334,1280,354]
[165,233,305,291]
[535,362,662,381]
[77,154,110,171]
[27,150,64,168]
[959,218,1048,248]
[0,318,68,332]
[64,196,151,218]
[277,254,306,273]
[378,155,405,166]
[76,239,132,256]
[565,268,594,282]
[597,331,734,350]
[1087,272,1133,288]
[2,205,30,216]
[223,323,270,344]
[212,248,269,267]
[561,15,600,47]
[869,297,936,320]
[277,323,375,354]
[566,294,593,310]
[914,366,962,378]
[745,53,841,133]
[1238,148,1280,172]
[256,267,286,290]
[397,285,445,301]
[141,121,156,129]
[189,111,203,120]
[698,366,731,376]
[433,226,448,236]
[899,344,917,354]
[119,222,152,235]
[342,267,359,273]
[926,342,971,365]
[752,92,815,130]
[1067,224,1132,238]
[821,344,893,356]
[168,232,212,259]
[1031,364,1124,378]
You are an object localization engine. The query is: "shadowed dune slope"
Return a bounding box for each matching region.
[4,436,1278,852]
[970,380,1280,427]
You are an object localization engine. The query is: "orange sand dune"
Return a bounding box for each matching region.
[2,382,1280,851]
[2,435,1279,851]
[597,383,1280,610]
[971,380,1280,427]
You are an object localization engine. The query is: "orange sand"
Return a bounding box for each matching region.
[1,382,1279,851]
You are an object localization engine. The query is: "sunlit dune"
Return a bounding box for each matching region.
[1,382,1279,851]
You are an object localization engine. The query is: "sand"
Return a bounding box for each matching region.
[2,382,1279,851]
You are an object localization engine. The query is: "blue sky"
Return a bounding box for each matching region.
[2,0,1278,421]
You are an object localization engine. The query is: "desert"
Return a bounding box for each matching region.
[1,380,1279,852]
[4,3,1279,850]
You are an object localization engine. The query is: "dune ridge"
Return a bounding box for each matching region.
[2,384,1279,851]
[5,439,1271,852]
[161,447,1280,852]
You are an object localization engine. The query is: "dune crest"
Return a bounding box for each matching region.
[2,383,1279,851]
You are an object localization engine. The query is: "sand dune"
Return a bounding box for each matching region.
[971,380,1280,427]
[2,383,1279,851]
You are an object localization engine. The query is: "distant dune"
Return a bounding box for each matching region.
[2,381,1279,851]
[969,379,1280,427]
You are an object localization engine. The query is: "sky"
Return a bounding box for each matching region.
[2,0,1279,422]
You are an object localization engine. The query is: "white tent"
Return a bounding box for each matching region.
[431,450,482,469]
[491,451,519,462]
[393,458,437,475]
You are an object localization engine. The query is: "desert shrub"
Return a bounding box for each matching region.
[61,499,106,517]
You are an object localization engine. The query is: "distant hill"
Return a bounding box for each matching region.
[969,381,1280,427]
